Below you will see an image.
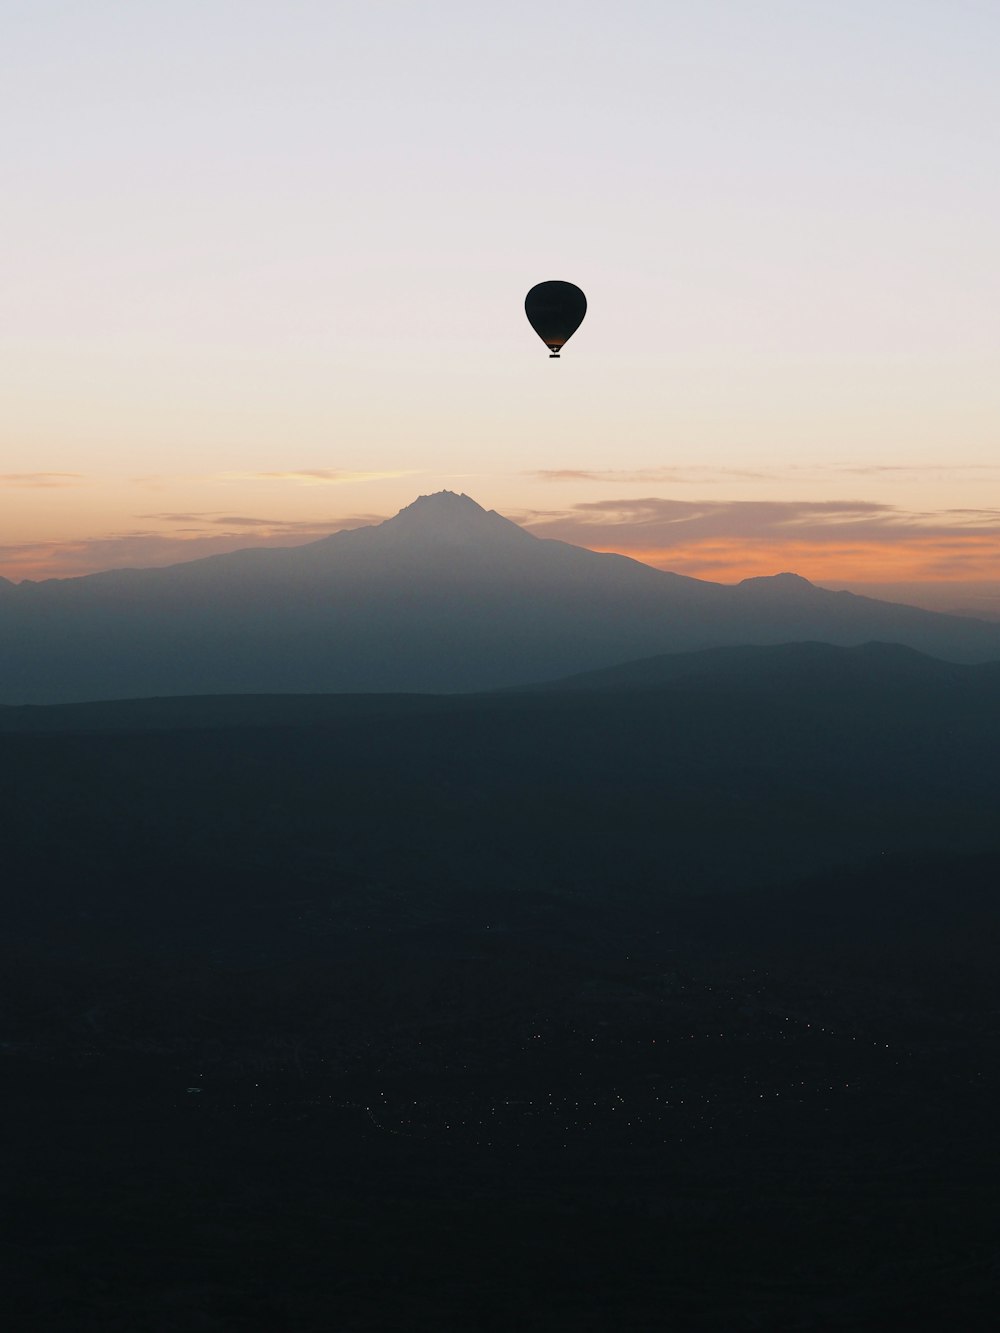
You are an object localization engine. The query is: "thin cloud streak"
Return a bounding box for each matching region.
[221,469,419,485]
[524,495,1000,542]
[827,464,1000,476]
[533,463,1000,484]
[0,472,85,488]
[532,467,774,483]
[522,496,1000,584]
[135,512,383,530]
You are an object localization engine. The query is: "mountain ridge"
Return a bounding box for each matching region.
[3,491,1000,703]
[3,640,999,733]
[528,639,999,692]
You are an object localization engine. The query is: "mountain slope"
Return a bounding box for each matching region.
[2,491,1000,703]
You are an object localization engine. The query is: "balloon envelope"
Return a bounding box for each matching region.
[525,280,587,357]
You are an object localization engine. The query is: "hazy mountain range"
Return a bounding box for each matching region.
[3,490,1000,704]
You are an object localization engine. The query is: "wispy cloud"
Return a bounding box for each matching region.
[532,462,1000,485]
[524,495,1000,541]
[135,511,384,532]
[822,463,1000,477]
[0,472,85,488]
[221,469,419,485]
[531,467,774,483]
[522,496,1000,583]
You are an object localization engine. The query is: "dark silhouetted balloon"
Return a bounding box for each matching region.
[525,280,587,358]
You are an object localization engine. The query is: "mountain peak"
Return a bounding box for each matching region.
[737,572,818,598]
[738,572,815,589]
[395,490,486,518]
[415,490,477,506]
[373,491,533,548]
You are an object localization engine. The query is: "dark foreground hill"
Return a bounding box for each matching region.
[3,647,1000,1328]
[4,491,1000,703]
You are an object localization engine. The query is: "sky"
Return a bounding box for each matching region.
[3,0,999,615]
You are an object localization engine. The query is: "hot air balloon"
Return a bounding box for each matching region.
[525,280,587,358]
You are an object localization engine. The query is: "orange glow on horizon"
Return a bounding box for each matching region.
[584,536,1000,585]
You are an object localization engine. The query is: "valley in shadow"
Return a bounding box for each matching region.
[2,644,999,1329]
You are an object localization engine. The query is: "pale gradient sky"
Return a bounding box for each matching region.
[2,0,999,602]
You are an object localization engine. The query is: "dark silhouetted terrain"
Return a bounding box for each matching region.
[4,492,1000,703]
[3,645,1000,1328]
